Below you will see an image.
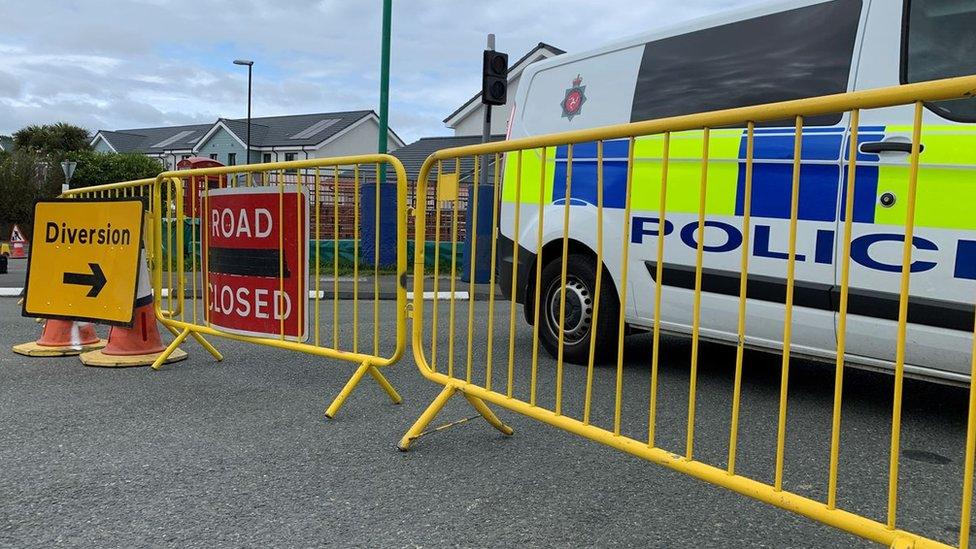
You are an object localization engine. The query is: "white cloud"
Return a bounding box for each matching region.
[0,0,762,141]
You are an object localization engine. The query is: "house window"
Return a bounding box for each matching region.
[209,153,218,160]
[181,154,190,160]
[285,153,296,162]
[228,152,236,166]
[263,153,272,163]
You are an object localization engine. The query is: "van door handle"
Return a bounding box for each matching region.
[859,141,924,155]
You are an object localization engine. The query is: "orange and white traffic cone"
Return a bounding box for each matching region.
[12,319,107,357]
[79,250,187,368]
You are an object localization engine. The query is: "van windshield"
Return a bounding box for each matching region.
[903,0,976,122]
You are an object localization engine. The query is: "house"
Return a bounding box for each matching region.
[443,43,564,137]
[90,110,404,170]
[91,123,211,168]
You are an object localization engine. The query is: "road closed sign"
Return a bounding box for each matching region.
[23,199,145,325]
[205,186,309,341]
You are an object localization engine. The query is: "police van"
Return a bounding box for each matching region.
[497,0,976,383]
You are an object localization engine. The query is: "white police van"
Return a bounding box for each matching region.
[497,0,976,383]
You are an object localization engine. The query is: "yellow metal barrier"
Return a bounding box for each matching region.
[60,177,189,320]
[148,155,408,418]
[400,75,976,548]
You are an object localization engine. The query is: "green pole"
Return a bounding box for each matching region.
[378,0,392,183]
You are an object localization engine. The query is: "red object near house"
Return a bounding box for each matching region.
[177,156,224,218]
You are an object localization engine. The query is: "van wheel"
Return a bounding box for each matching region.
[537,253,619,365]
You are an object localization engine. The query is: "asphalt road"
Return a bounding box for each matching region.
[1,297,974,548]
[0,258,26,292]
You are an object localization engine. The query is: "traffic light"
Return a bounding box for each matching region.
[482,50,508,106]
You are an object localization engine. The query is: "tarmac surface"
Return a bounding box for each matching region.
[1,295,974,548]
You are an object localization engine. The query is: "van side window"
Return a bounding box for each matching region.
[903,0,976,122]
[631,0,861,126]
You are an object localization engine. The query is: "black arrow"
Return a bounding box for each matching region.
[63,263,107,297]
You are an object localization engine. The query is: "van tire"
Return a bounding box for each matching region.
[536,253,620,365]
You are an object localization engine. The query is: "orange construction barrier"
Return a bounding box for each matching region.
[12,319,106,356]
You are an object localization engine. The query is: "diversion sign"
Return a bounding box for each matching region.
[204,186,309,341]
[23,199,145,325]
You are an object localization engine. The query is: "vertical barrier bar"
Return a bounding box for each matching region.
[166,179,174,316]
[191,175,198,326]
[649,132,671,446]
[315,167,321,347]
[176,178,185,322]
[507,151,523,398]
[374,162,381,357]
[583,140,605,426]
[555,144,573,416]
[485,154,501,391]
[960,304,976,549]
[686,128,710,458]
[431,161,443,372]
[613,137,636,436]
[297,167,304,342]
[333,168,340,349]
[828,110,859,507]
[466,156,481,383]
[774,116,804,490]
[530,148,548,406]
[278,169,286,340]
[353,166,360,354]
[887,101,924,528]
[448,158,461,378]
[728,122,754,472]
[203,174,211,326]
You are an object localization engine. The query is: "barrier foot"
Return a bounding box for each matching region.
[325,361,371,419]
[462,393,514,436]
[190,331,223,362]
[397,385,513,451]
[398,385,456,451]
[368,366,402,404]
[151,328,191,371]
[164,325,222,362]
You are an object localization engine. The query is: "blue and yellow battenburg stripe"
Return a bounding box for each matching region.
[502,125,976,231]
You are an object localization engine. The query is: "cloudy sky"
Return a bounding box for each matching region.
[0,0,762,143]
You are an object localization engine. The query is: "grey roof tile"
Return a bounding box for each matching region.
[97,110,382,154]
[391,134,505,182]
[96,124,212,154]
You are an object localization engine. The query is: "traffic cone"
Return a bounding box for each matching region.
[79,250,187,368]
[12,319,107,357]
[9,224,27,259]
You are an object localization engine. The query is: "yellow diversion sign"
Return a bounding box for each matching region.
[23,199,145,325]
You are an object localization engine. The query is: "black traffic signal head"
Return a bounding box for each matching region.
[482,50,508,106]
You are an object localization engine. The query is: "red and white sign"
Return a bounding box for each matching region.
[9,224,28,258]
[204,186,309,341]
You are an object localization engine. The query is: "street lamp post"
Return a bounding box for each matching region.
[233,59,254,163]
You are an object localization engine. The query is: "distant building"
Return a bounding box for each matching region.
[90,110,404,169]
[443,43,564,136]
[391,134,505,183]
